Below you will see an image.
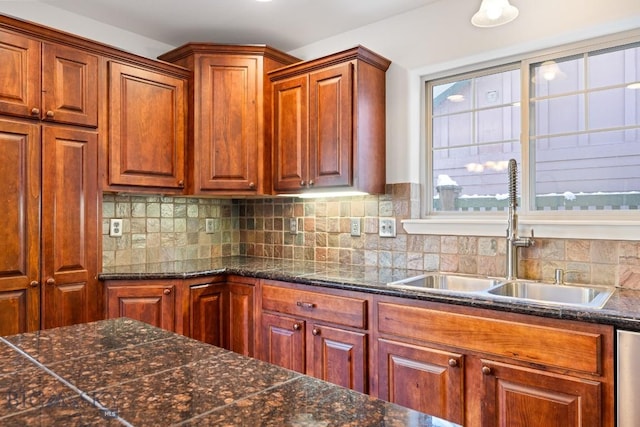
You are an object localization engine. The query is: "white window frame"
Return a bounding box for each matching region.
[404,29,640,241]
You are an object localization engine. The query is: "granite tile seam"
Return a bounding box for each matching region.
[169,376,304,427]
[0,336,133,427]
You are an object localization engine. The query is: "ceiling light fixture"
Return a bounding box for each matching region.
[471,0,519,28]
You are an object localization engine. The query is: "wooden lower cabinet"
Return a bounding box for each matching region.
[227,280,255,357]
[105,281,177,331]
[377,338,464,424]
[374,297,614,427]
[261,312,306,373]
[105,276,257,357]
[188,277,256,357]
[309,322,367,392]
[480,359,601,427]
[189,282,226,347]
[258,280,370,393]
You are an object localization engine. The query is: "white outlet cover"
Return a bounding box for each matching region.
[110,219,123,237]
[379,218,396,237]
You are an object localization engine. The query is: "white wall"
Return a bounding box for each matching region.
[287,0,640,184]
[0,1,175,58]
[3,0,639,184]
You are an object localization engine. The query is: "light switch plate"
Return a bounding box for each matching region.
[205,218,215,234]
[350,218,362,237]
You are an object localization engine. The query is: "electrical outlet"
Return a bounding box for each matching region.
[379,218,396,237]
[205,218,214,234]
[289,217,298,235]
[350,218,362,237]
[109,219,123,237]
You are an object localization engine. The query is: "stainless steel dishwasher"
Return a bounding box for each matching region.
[617,330,640,426]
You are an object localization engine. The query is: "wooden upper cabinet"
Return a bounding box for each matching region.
[158,44,300,195]
[0,28,40,119]
[270,46,391,195]
[0,29,98,127]
[272,75,308,191]
[42,43,99,127]
[0,119,41,335]
[107,61,187,192]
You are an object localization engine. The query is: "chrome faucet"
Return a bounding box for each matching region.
[506,159,534,280]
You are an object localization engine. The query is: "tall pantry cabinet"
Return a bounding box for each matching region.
[0,23,100,334]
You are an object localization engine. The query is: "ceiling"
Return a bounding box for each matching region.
[39,0,441,52]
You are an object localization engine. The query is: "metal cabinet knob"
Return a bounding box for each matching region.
[29,281,39,288]
[163,288,171,295]
[481,366,492,375]
[248,182,255,189]
[300,180,306,187]
[177,180,184,187]
[448,358,458,367]
[312,328,320,336]
[293,323,301,331]
[308,180,314,186]
[46,110,54,118]
[31,107,40,115]
[45,278,55,286]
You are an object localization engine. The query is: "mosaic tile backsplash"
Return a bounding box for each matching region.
[102,184,640,289]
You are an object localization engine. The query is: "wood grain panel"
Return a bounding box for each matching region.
[262,283,366,328]
[41,126,98,329]
[0,119,40,334]
[378,301,602,374]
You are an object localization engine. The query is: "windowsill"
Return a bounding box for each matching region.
[402,217,640,240]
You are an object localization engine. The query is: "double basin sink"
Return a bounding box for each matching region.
[387,273,614,309]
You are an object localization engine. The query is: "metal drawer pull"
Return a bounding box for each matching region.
[293,323,301,331]
[297,301,316,309]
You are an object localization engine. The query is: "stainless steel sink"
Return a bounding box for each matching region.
[387,274,501,293]
[486,280,613,308]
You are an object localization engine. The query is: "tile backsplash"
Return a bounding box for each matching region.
[102,184,640,289]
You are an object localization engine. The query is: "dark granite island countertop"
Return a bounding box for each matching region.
[0,318,457,427]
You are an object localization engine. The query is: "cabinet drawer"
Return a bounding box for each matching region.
[378,302,605,375]
[262,284,366,329]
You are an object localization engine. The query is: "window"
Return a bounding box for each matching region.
[429,66,521,213]
[529,44,640,211]
[425,35,640,219]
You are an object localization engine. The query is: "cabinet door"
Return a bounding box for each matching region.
[481,360,601,427]
[0,29,40,119]
[0,120,40,335]
[41,126,99,329]
[106,284,175,331]
[260,312,305,373]
[190,283,227,347]
[377,339,464,425]
[196,56,259,193]
[108,61,186,190]
[308,62,353,189]
[273,75,308,192]
[310,323,367,393]
[227,281,255,357]
[42,43,99,127]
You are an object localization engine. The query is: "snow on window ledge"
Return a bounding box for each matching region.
[402,217,640,241]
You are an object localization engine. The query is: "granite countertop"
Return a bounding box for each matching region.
[0,318,457,426]
[100,256,640,332]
